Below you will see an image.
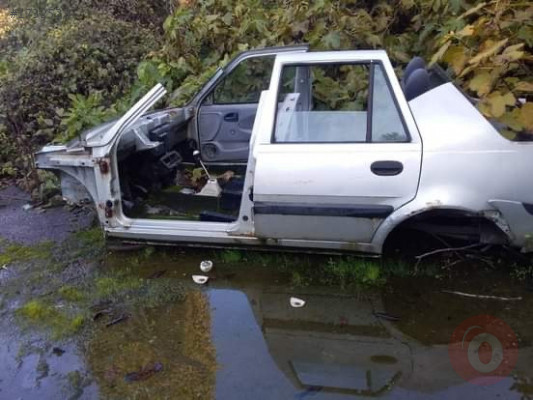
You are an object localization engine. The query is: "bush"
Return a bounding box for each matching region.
[152,0,531,136]
[0,12,159,176]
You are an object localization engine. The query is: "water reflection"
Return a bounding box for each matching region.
[208,285,533,400]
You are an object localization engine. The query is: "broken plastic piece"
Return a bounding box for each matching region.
[200,260,213,273]
[22,204,33,211]
[192,275,209,285]
[290,297,306,308]
[197,178,222,197]
[179,188,195,195]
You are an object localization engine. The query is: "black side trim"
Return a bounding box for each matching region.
[523,203,533,216]
[254,202,393,218]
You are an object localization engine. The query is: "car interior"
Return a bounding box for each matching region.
[116,55,434,223]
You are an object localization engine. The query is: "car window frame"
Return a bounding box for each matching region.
[270,60,411,144]
[209,55,276,106]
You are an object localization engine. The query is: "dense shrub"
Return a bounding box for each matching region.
[0,0,531,187]
[0,11,159,179]
[147,0,531,137]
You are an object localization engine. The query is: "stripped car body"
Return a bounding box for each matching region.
[35,46,533,254]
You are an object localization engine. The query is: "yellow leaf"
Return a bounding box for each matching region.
[502,92,516,106]
[519,103,533,131]
[456,25,474,37]
[468,72,492,96]
[514,81,533,92]
[469,39,508,65]
[443,45,467,75]
[483,91,511,118]
[499,109,523,131]
[499,129,516,140]
[503,43,525,55]
[478,101,492,117]
[459,2,486,19]
[430,41,451,66]
[497,43,525,62]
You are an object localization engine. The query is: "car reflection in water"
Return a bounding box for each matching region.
[208,288,533,400]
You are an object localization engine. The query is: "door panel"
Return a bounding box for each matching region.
[253,143,421,242]
[196,46,309,163]
[198,103,258,162]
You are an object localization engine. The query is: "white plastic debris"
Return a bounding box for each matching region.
[196,178,222,197]
[290,297,306,308]
[200,260,213,273]
[22,204,33,211]
[179,188,195,195]
[1,264,7,270]
[192,275,209,285]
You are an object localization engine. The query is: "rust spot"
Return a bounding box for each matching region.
[98,159,110,174]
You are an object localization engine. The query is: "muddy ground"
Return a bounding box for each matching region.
[0,186,532,400]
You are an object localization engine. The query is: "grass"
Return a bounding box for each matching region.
[94,276,144,299]
[58,286,84,302]
[215,249,444,289]
[0,241,53,265]
[220,250,243,263]
[17,299,86,339]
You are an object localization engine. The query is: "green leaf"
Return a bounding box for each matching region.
[321,32,341,50]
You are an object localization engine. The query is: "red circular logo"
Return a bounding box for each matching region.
[449,314,518,385]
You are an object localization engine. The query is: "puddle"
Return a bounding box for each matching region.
[1,248,532,399]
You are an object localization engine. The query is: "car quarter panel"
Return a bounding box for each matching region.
[372,83,533,250]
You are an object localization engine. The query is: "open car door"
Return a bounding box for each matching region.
[193,46,309,164]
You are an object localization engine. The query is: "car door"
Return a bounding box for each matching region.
[195,46,308,163]
[252,51,422,243]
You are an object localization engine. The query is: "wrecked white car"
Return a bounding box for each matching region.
[36,46,533,254]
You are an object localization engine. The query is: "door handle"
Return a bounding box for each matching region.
[371,161,403,176]
[224,112,239,122]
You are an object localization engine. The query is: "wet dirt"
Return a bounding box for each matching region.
[0,189,532,399]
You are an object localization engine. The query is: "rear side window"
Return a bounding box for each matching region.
[372,66,408,142]
[273,63,408,143]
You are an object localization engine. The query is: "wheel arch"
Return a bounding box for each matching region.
[373,204,510,254]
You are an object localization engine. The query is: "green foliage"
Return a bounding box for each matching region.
[428,1,533,138]
[220,249,243,263]
[0,7,159,173]
[60,92,109,142]
[153,0,530,135]
[1,0,531,182]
